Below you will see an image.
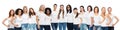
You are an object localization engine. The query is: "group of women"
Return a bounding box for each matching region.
[2,4,119,30]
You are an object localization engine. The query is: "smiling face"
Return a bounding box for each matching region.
[23,6,28,13]
[88,7,91,12]
[80,7,84,12]
[18,10,22,15]
[101,7,106,14]
[46,9,50,15]
[108,7,112,14]
[9,9,14,17]
[54,5,57,10]
[73,9,78,14]
[67,5,70,10]
[60,5,64,11]
[94,8,98,13]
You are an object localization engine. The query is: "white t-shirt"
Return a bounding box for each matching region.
[5,18,14,28]
[28,15,37,24]
[109,14,115,26]
[51,11,59,23]
[21,14,29,24]
[36,11,47,25]
[73,13,81,24]
[15,16,22,27]
[79,12,87,24]
[93,14,102,26]
[101,16,109,27]
[84,11,94,25]
[58,12,67,23]
[65,13,74,23]
[44,15,51,25]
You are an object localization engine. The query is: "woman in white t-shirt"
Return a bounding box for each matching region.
[107,7,119,30]
[86,5,94,30]
[65,4,74,30]
[2,9,15,30]
[44,7,52,30]
[73,8,81,30]
[51,4,59,30]
[58,5,67,30]
[79,5,88,30]
[28,8,37,30]
[92,6,102,30]
[21,6,29,30]
[12,8,23,30]
[36,5,51,30]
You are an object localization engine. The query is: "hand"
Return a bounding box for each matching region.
[14,24,18,27]
[89,25,93,27]
[78,24,81,27]
[37,25,40,29]
[112,24,115,27]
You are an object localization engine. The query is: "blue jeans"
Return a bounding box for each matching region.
[101,27,108,30]
[88,25,94,30]
[8,28,14,30]
[51,23,58,30]
[21,23,29,30]
[28,24,37,30]
[14,27,21,30]
[39,25,51,30]
[94,26,102,30]
[59,23,67,30]
[80,23,88,30]
[73,24,80,30]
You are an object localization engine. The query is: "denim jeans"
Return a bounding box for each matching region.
[101,27,108,30]
[88,25,94,30]
[108,26,114,30]
[67,23,73,30]
[59,23,67,30]
[28,24,37,30]
[39,25,51,30]
[21,23,28,30]
[80,23,88,30]
[51,23,58,30]
[14,27,21,30]
[8,28,14,30]
[73,24,80,30]
[94,26,102,30]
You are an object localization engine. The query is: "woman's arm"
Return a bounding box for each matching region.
[36,16,40,29]
[106,15,112,25]
[2,18,8,27]
[113,16,119,26]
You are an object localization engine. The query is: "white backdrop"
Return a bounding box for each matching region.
[0,0,120,30]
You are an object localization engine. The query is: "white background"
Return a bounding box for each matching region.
[0,0,120,30]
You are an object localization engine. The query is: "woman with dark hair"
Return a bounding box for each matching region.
[92,6,102,30]
[65,4,74,30]
[79,5,88,30]
[51,4,59,30]
[21,6,29,30]
[2,9,15,30]
[85,5,94,30]
[43,7,52,30]
[28,8,37,30]
[58,4,67,30]
[73,8,81,30]
[12,8,23,30]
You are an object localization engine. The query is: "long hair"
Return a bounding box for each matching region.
[58,5,64,19]
[73,8,79,18]
[66,4,72,13]
[80,6,85,12]
[9,9,15,17]
[29,8,36,18]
